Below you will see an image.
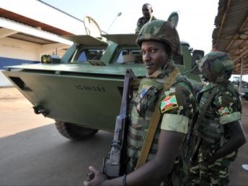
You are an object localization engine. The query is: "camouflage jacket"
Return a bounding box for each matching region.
[126,64,197,173]
[135,16,156,34]
[197,81,242,148]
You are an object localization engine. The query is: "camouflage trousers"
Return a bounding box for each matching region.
[185,151,237,186]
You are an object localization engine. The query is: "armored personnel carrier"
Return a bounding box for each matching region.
[2,14,204,140]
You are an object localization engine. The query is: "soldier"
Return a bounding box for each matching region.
[83,20,197,186]
[135,3,156,34]
[186,51,246,186]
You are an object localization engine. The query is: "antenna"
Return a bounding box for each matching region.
[107,12,122,32]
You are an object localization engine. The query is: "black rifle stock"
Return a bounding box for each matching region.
[102,69,137,178]
[184,112,198,160]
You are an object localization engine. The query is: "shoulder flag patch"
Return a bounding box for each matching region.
[160,95,178,113]
[218,107,230,116]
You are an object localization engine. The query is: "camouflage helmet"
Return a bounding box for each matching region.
[197,51,234,83]
[136,20,181,56]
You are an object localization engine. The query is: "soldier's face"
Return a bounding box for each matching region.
[141,41,168,75]
[142,5,152,18]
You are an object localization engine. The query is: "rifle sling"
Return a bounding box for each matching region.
[135,67,180,169]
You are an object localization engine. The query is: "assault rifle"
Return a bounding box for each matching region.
[102,69,138,178]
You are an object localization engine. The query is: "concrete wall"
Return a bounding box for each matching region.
[0,37,66,69]
[0,37,41,61]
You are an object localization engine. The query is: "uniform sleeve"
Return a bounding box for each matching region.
[160,82,196,134]
[213,90,241,124]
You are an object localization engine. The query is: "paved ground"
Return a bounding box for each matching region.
[0,87,112,186]
[228,98,248,185]
[0,87,248,185]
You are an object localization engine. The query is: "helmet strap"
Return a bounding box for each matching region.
[162,56,173,70]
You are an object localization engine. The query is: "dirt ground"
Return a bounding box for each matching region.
[0,87,53,138]
[0,87,248,185]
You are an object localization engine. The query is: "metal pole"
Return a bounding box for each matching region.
[239,57,244,93]
[107,12,122,32]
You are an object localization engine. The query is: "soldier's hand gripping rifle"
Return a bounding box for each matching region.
[102,69,138,178]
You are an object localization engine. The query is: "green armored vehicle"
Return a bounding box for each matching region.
[2,15,204,140]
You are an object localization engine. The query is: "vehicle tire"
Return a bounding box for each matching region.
[55,120,98,140]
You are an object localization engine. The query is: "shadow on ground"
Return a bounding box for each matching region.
[0,125,112,186]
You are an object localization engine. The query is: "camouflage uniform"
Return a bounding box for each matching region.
[126,20,197,185]
[135,16,157,34]
[186,51,242,186]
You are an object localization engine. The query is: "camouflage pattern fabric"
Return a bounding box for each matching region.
[197,51,234,83]
[126,65,197,185]
[186,150,237,186]
[185,80,242,186]
[136,20,182,56]
[135,16,156,34]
